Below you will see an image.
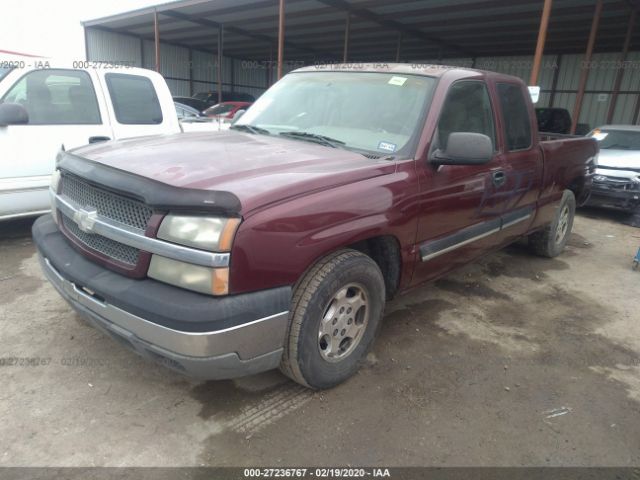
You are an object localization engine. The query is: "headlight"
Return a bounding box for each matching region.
[151,215,240,295]
[50,170,61,225]
[157,215,240,252]
[148,256,229,296]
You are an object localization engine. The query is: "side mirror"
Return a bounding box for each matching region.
[431,132,493,165]
[0,103,29,127]
[231,109,246,124]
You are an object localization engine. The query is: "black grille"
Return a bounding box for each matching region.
[593,177,637,192]
[62,215,140,266]
[61,173,152,232]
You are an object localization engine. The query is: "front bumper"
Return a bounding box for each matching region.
[586,188,640,212]
[33,215,292,379]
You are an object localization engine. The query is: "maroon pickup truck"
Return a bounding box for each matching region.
[33,64,597,389]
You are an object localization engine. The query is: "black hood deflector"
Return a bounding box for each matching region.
[57,152,242,215]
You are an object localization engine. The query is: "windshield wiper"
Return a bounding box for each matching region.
[279,131,346,149]
[230,124,271,135]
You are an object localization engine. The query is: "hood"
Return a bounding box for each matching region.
[71,130,394,215]
[597,149,640,172]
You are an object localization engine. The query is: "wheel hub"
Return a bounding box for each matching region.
[555,205,570,244]
[318,283,369,362]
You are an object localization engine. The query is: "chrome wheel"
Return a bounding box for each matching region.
[318,283,369,363]
[555,204,570,245]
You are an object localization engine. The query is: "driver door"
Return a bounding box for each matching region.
[411,79,505,286]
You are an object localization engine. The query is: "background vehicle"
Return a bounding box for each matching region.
[174,101,207,120]
[193,90,255,107]
[0,64,181,221]
[536,107,591,136]
[172,96,207,113]
[536,107,571,134]
[34,65,597,389]
[175,102,229,133]
[204,101,252,120]
[586,125,640,213]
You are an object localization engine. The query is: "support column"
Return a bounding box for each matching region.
[154,10,160,73]
[633,95,640,125]
[188,49,193,96]
[267,44,273,88]
[217,25,224,104]
[84,28,90,61]
[606,9,636,124]
[343,12,351,62]
[277,0,285,80]
[529,0,553,86]
[571,0,603,134]
[548,54,562,107]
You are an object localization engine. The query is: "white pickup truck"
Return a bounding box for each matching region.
[0,63,181,220]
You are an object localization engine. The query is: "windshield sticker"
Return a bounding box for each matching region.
[378,141,397,152]
[592,132,608,141]
[388,76,407,86]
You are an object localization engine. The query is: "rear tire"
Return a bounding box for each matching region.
[529,190,576,258]
[280,249,385,389]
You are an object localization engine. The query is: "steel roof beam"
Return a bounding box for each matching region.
[161,9,338,59]
[314,0,474,57]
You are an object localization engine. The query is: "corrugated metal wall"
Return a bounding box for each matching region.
[86,27,640,127]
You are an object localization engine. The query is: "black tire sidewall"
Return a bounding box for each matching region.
[548,190,576,257]
[295,256,385,389]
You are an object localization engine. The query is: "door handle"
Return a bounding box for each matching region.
[88,136,111,144]
[492,171,506,187]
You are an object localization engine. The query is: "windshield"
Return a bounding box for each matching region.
[206,103,235,116]
[0,66,12,82]
[236,71,437,156]
[193,92,209,101]
[591,128,640,151]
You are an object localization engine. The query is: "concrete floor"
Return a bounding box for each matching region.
[0,209,639,467]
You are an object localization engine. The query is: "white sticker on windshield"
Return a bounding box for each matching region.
[378,141,397,152]
[592,132,608,141]
[388,76,407,86]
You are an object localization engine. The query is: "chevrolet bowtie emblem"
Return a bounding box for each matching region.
[74,207,98,233]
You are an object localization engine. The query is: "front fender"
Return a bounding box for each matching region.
[229,163,420,294]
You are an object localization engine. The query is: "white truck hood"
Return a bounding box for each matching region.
[597,149,640,172]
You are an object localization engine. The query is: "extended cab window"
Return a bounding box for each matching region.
[106,73,162,125]
[437,81,495,151]
[1,69,101,125]
[497,83,532,151]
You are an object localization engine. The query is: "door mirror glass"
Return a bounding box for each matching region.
[0,103,29,126]
[431,132,493,165]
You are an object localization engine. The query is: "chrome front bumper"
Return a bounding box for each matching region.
[39,254,289,379]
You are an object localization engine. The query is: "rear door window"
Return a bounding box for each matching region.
[106,73,163,125]
[1,69,101,125]
[497,83,532,151]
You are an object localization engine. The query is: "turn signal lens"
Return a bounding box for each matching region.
[212,268,229,296]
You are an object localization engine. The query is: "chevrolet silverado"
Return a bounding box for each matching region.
[33,64,598,389]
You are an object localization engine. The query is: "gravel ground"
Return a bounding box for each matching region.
[0,209,638,467]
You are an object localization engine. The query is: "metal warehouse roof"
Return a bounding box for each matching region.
[83,0,640,61]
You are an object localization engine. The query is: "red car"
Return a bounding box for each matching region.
[204,101,252,120]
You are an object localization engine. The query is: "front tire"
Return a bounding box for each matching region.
[280,250,385,389]
[529,189,576,258]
